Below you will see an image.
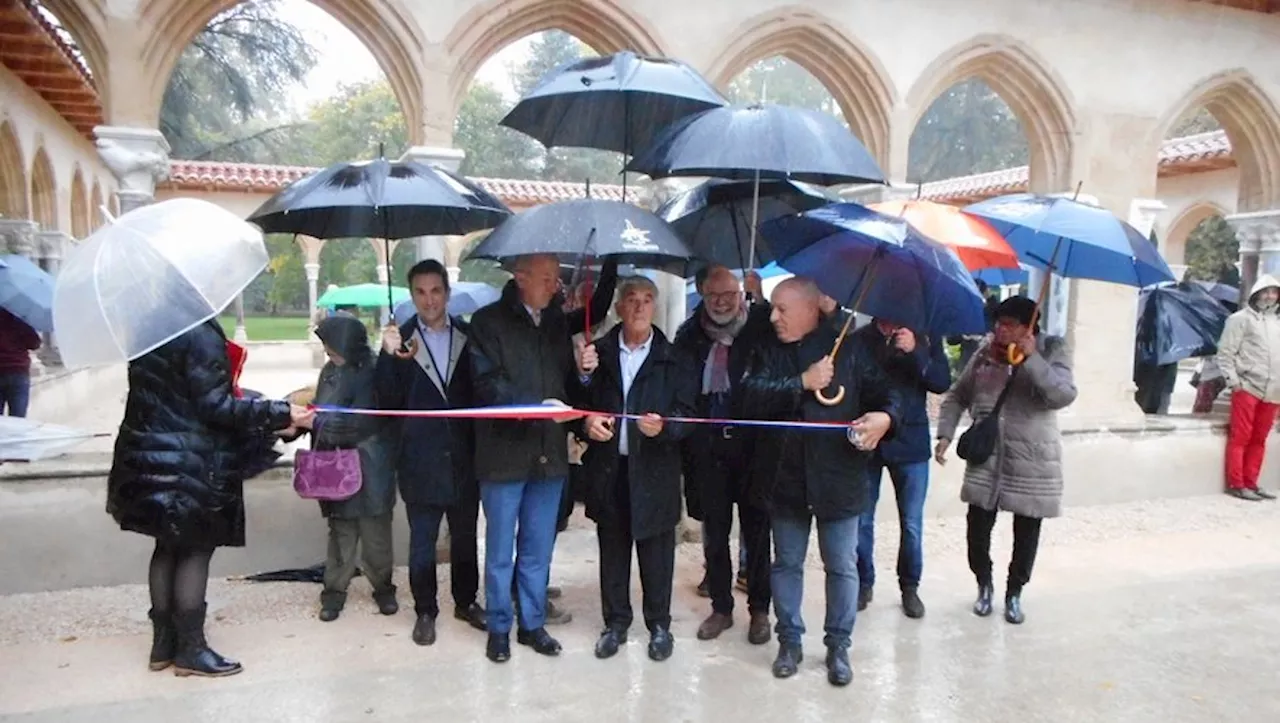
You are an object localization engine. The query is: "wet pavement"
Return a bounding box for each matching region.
[1,495,1279,722]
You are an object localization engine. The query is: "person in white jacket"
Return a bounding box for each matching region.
[1217,274,1280,501]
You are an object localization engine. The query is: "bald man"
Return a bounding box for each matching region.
[739,277,901,687]
[469,254,594,663]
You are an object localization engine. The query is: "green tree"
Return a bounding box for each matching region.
[280,80,408,166]
[907,79,1029,183]
[1184,215,1241,286]
[161,0,316,161]
[726,56,843,122]
[455,81,540,178]
[263,234,306,313]
[458,235,512,287]
[1171,108,1222,138]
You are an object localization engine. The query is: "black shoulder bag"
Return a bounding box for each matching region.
[955,366,1019,465]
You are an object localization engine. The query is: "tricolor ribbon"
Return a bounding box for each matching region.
[309,403,854,431]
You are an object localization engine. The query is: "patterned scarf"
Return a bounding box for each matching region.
[700,307,748,395]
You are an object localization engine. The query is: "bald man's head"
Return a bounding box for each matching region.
[769,277,822,343]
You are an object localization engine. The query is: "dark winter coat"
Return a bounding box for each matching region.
[468,281,581,483]
[672,302,775,519]
[376,314,476,510]
[739,324,902,522]
[311,317,396,520]
[851,323,952,465]
[107,320,291,548]
[572,326,699,541]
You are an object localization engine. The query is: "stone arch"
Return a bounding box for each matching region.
[905,34,1075,193]
[89,180,104,230]
[703,6,896,168]
[1157,70,1280,213]
[29,148,57,229]
[446,0,668,110]
[138,0,426,142]
[70,166,89,239]
[35,0,110,95]
[1165,202,1229,268]
[0,120,27,219]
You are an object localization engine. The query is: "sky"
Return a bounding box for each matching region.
[277,0,530,112]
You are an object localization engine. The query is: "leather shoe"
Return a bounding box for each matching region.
[901,588,926,619]
[747,612,771,645]
[412,614,436,646]
[544,600,573,626]
[373,591,399,616]
[857,586,873,611]
[771,643,803,679]
[317,606,340,623]
[486,633,510,663]
[973,583,994,617]
[517,627,562,656]
[696,611,734,640]
[594,628,627,659]
[547,586,563,599]
[825,646,853,687]
[695,576,710,598]
[648,627,674,662]
[1004,594,1026,625]
[454,603,487,631]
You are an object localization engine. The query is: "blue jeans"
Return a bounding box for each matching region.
[856,460,929,590]
[0,372,30,417]
[771,513,860,649]
[480,478,565,635]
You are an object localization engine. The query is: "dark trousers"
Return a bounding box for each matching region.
[966,505,1042,594]
[597,463,675,634]
[406,496,480,618]
[0,372,30,417]
[700,436,771,616]
[323,512,395,607]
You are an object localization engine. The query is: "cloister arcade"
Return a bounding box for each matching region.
[2,0,1280,427]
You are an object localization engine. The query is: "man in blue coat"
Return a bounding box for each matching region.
[377,260,486,646]
[852,318,952,619]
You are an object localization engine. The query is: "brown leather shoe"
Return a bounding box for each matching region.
[747,612,771,645]
[696,612,734,640]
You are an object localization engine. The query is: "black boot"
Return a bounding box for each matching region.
[771,642,803,679]
[973,583,994,617]
[825,645,853,687]
[148,609,177,671]
[172,604,243,678]
[1004,592,1025,625]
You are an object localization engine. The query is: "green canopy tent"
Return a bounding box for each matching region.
[316,283,410,309]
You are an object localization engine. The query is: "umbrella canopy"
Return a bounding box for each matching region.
[1192,280,1240,309]
[318,283,410,309]
[499,51,727,156]
[392,281,501,323]
[760,203,987,337]
[0,417,105,461]
[871,199,1020,272]
[1136,282,1231,365]
[0,253,54,332]
[658,179,837,271]
[53,198,268,368]
[625,103,886,187]
[963,193,1175,288]
[465,199,692,274]
[248,158,511,240]
[975,265,1031,287]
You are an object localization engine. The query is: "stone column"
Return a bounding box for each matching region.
[0,219,38,260]
[401,146,467,277]
[233,294,248,342]
[1227,210,1280,301]
[93,126,171,214]
[34,230,70,367]
[304,263,321,327]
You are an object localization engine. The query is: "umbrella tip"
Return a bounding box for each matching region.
[98,204,116,224]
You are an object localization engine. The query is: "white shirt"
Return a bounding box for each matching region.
[618,330,654,456]
[524,304,541,326]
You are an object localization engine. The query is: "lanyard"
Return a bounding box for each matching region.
[417,320,453,384]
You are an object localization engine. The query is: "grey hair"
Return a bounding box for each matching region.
[617,274,659,300]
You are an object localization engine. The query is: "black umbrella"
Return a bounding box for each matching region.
[656,178,838,273]
[1136,282,1231,366]
[464,199,692,276]
[1192,280,1241,310]
[500,51,727,157]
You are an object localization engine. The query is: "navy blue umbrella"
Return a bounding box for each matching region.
[657,178,838,272]
[963,193,1175,288]
[464,199,692,275]
[761,203,987,339]
[625,103,885,187]
[1136,282,1230,365]
[1192,280,1240,310]
[500,51,727,157]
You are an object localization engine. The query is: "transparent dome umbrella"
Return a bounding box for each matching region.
[52,198,269,368]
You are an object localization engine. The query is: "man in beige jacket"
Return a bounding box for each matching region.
[1217,274,1280,501]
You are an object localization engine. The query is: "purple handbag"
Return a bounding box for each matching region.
[293,448,363,501]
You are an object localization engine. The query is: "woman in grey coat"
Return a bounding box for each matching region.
[304,316,399,622]
[934,296,1077,625]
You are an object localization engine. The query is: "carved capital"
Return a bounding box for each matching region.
[0,219,39,258]
[35,230,72,263]
[93,126,171,211]
[400,145,465,174]
[1226,209,1280,254]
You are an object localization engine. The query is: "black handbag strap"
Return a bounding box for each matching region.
[988,365,1021,417]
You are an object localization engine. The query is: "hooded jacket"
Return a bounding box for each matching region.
[1218,274,1280,403]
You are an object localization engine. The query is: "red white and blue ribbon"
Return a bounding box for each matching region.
[309,403,853,431]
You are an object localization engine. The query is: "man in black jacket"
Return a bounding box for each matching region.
[377,260,486,647]
[468,253,591,663]
[674,265,775,646]
[576,276,699,662]
[741,277,901,687]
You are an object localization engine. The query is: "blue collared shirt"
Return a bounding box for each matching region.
[618,330,654,455]
[417,316,452,380]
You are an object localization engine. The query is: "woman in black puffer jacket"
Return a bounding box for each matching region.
[108,318,306,678]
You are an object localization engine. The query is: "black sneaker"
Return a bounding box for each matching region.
[901,588,926,619]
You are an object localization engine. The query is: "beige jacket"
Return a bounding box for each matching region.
[1217,275,1280,403]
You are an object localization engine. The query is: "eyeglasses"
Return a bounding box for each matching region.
[704,291,743,304]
